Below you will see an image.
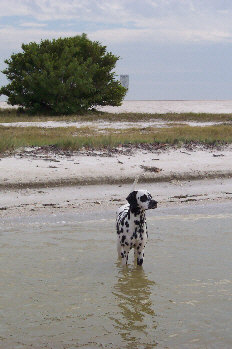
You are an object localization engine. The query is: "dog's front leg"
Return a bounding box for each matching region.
[120,248,129,266]
[117,239,122,259]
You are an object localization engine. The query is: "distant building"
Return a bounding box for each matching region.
[120,75,129,89]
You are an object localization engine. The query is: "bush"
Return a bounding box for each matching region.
[0,34,127,114]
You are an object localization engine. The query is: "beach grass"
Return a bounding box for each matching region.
[0,108,231,123]
[0,124,231,153]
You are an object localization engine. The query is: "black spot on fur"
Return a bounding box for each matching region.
[126,191,142,215]
[126,191,138,206]
[125,221,129,228]
[140,194,148,202]
[134,220,140,225]
[121,217,125,225]
[131,206,141,215]
[121,235,126,243]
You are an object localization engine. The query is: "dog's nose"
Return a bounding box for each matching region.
[149,200,157,209]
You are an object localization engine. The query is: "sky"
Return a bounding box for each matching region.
[0,0,232,101]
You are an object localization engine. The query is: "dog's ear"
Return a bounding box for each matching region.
[126,191,138,207]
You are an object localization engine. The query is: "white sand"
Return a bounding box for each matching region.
[0,120,229,129]
[0,144,231,217]
[0,145,231,188]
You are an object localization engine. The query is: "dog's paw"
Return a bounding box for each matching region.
[137,258,144,266]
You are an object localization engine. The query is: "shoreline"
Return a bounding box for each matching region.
[1,177,231,218]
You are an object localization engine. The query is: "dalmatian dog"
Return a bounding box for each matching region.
[116,190,157,266]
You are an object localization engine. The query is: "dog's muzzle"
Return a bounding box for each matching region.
[148,200,157,209]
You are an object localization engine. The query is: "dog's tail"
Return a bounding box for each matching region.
[131,175,140,192]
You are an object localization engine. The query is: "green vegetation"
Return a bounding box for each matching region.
[0,108,231,123]
[0,34,127,114]
[0,124,231,154]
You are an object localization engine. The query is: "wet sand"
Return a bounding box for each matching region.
[0,201,231,348]
[0,178,231,218]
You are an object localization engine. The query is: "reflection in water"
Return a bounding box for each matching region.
[111,262,157,348]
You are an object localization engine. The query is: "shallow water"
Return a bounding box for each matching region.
[0,203,231,348]
[0,99,232,114]
[97,100,232,114]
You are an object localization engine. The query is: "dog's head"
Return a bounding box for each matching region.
[126,190,157,211]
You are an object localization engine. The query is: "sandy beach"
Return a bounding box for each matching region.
[0,140,231,218]
[0,144,231,188]
[0,143,231,218]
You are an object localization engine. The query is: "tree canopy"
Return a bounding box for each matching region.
[0,34,127,114]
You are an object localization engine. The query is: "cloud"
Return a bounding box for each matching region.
[0,26,78,51]
[19,22,47,28]
[0,24,230,55]
[0,0,231,52]
[89,23,230,45]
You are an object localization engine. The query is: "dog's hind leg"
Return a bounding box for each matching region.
[121,252,129,266]
[119,246,129,266]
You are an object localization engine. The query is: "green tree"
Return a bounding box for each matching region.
[0,34,127,114]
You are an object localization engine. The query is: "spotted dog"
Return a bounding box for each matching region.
[116,190,157,266]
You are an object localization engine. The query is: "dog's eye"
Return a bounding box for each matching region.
[140,194,148,202]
